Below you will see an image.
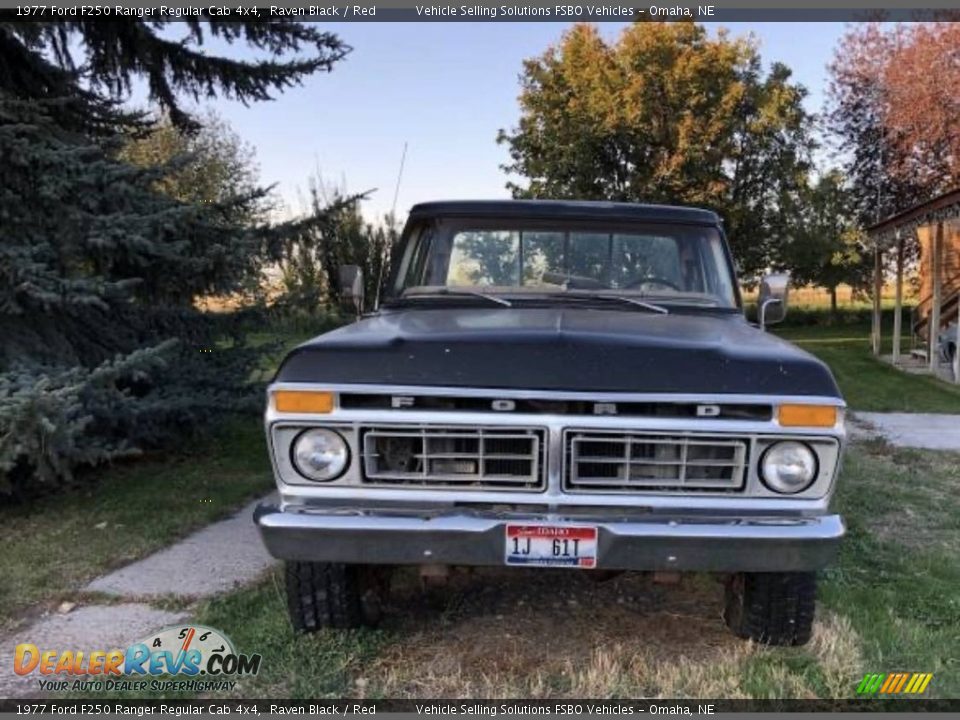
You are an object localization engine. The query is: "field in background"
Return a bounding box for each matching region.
[742,282,917,311]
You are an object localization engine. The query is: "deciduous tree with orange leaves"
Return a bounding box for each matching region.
[882,23,960,192]
[827,22,960,224]
[498,21,815,277]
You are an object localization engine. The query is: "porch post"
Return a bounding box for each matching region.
[871,245,883,356]
[929,221,943,373]
[892,235,904,364]
[955,294,960,383]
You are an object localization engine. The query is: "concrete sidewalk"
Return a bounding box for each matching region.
[0,605,190,698]
[850,412,960,450]
[0,498,276,699]
[86,498,275,598]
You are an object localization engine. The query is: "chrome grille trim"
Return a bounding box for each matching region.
[565,430,748,492]
[361,426,546,490]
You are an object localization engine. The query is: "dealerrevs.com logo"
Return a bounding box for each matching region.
[14,625,261,693]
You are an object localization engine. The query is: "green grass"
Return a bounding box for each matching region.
[0,322,313,632]
[0,418,272,632]
[777,321,960,412]
[11,313,960,699]
[164,441,958,700]
[818,444,960,698]
[195,576,389,698]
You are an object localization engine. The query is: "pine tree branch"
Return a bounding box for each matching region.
[31,21,350,130]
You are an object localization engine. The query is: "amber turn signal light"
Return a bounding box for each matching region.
[273,390,334,414]
[777,404,838,428]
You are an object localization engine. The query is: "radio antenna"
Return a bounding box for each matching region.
[376,141,408,310]
[390,141,408,218]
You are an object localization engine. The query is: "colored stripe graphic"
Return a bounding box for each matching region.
[858,672,932,695]
[857,674,882,694]
[904,674,920,693]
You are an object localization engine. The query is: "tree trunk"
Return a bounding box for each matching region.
[829,286,838,318]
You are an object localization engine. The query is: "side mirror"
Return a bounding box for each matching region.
[338,265,364,319]
[758,273,789,330]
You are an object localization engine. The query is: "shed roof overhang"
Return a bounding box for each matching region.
[867,187,960,248]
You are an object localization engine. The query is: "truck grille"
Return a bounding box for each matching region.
[361,426,546,490]
[565,431,748,492]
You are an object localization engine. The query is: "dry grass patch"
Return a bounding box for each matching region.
[364,568,764,698]
[806,612,864,697]
[360,570,871,700]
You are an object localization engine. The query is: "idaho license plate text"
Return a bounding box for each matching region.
[504,524,598,568]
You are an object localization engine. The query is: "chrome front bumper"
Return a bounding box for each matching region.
[255,503,845,572]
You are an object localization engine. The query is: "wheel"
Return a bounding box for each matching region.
[723,572,816,646]
[285,562,389,632]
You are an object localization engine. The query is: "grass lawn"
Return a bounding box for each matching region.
[0,322,319,633]
[177,439,959,700]
[10,314,959,699]
[777,321,960,412]
[0,418,272,633]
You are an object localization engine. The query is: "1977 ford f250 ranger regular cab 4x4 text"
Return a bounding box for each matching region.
[255,200,846,646]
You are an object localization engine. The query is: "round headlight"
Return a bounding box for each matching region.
[291,429,349,482]
[760,441,817,494]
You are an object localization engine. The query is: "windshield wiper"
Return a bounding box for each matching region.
[400,289,513,307]
[561,291,669,314]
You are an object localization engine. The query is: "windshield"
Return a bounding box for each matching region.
[396,222,738,307]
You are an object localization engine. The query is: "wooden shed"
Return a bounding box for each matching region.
[866,188,960,382]
[915,221,960,335]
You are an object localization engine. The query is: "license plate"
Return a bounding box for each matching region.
[504,524,598,568]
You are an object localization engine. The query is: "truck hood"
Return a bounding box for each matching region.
[275,307,841,397]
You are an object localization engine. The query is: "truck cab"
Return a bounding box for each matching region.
[255,200,845,645]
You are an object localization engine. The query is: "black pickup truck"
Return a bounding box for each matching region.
[256,200,846,645]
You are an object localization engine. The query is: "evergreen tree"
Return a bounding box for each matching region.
[1,21,348,130]
[0,22,350,495]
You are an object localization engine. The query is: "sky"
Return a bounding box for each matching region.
[193,22,850,222]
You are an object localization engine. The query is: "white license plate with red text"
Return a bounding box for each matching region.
[504,524,598,568]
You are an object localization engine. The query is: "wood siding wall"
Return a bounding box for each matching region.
[916,221,960,333]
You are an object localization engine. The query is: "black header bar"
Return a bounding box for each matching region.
[2,0,960,21]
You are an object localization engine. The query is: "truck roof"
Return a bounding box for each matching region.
[407,199,721,226]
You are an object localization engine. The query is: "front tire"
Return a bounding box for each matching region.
[723,572,816,646]
[285,562,387,632]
